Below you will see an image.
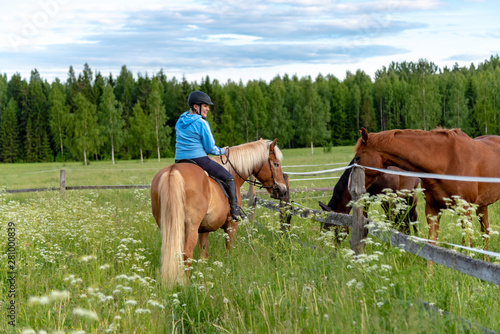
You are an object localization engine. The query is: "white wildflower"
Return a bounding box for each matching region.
[21,329,36,334]
[79,255,97,262]
[346,279,356,287]
[72,307,99,321]
[50,290,70,301]
[135,308,151,314]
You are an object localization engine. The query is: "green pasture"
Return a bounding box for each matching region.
[1,146,500,333]
[0,145,354,191]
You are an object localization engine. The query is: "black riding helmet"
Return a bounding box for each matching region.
[188,91,213,107]
[188,91,213,120]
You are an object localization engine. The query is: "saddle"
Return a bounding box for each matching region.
[175,159,229,198]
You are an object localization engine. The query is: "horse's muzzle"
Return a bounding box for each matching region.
[271,183,288,201]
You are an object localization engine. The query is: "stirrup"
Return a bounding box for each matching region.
[231,206,247,220]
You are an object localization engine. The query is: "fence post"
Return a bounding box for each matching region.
[280,173,292,232]
[60,169,66,192]
[349,165,368,254]
[247,175,256,221]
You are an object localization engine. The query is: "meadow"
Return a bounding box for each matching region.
[1,145,500,333]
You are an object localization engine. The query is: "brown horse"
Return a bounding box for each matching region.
[354,128,500,252]
[151,139,287,286]
[319,158,419,238]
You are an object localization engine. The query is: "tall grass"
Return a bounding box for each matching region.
[1,146,499,333]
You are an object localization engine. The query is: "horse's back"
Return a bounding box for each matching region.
[474,135,500,153]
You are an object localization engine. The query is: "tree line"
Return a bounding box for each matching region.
[1,55,500,164]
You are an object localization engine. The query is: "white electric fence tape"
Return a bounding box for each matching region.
[283,165,351,176]
[288,177,340,182]
[406,236,500,259]
[284,163,500,183]
[354,164,500,183]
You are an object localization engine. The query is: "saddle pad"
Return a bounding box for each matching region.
[175,160,228,198]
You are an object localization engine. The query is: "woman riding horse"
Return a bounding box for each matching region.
[175,90,245,221]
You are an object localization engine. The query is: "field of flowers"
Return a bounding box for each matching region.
[1,146,500,333]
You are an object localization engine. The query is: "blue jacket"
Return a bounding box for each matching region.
[175,111,225,160]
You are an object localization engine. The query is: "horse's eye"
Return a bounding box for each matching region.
[355,156,361,162]
[274,162,280,167]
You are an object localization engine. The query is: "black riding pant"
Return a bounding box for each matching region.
[176,156,232,181]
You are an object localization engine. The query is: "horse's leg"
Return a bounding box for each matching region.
[424,202,441,271]
[460,209,473,248]
[425,201,441,245]
[383,199,408,234]
[409,195,418,234]
[183,227,199,275]
[223,220,239,250]
[477,206,490,258]
[198,232,209,259]
[400,195,418,235]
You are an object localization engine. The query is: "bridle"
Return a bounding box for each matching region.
[221,147,277,190]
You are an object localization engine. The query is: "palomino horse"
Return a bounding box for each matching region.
[319,158,419,239]
[151,139,287,286]
[354,127,500,252]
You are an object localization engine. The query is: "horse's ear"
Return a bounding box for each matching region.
[360,128,368,142]
[318,201,332,212]
[270,138,278,151]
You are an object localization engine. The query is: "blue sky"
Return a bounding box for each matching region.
[1,0,499,83]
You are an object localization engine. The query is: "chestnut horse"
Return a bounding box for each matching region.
[151,139,287,286]
[319,158,419,238]
[354,128,500,252]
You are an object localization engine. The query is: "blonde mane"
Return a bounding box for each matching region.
[355,128,466,150]
[221,139,283,176]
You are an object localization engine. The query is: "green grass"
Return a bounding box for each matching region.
[0,146,353,191]
[1,146,500,333]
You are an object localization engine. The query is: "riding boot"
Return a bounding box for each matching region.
[225,178,246,220]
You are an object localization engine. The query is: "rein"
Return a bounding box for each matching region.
[222,147,275,189]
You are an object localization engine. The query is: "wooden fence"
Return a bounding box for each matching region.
[5,170,149,193]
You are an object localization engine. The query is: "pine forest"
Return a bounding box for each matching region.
[1,55,500,164]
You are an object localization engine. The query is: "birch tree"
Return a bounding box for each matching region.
[48,81,70,160]
[99,84,125,164]
[73,93,100,165]
[148,79,168,162]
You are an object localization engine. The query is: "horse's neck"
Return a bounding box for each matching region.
[227,152,254,187]
[376,135,451,173]
[327,158,354,213]
[327,186,352,214]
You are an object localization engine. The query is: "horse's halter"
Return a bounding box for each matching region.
[221,147,277,190]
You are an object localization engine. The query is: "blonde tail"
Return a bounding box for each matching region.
[158,170,186,286]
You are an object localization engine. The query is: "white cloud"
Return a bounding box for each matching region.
[0,0,499,83]
[184,34,262,46]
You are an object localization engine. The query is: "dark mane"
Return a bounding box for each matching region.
[326,158,355,209]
